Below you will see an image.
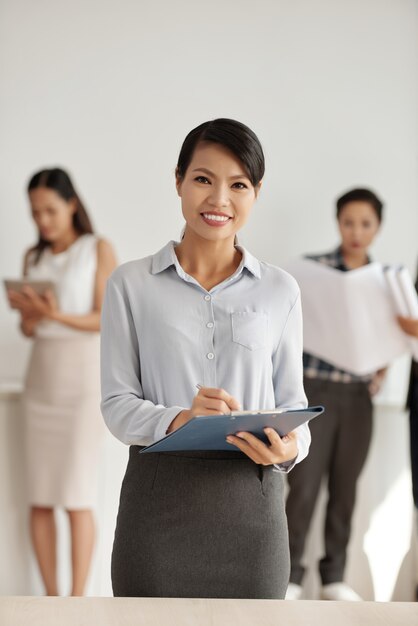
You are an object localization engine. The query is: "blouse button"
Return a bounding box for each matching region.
[204,295,211,301]
[207,352,215,360]
[206,322,214,328]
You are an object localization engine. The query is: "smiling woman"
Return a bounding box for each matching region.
[100,118,311,599]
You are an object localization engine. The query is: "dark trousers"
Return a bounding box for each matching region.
[286,377,373,585]
[410,376,418,509]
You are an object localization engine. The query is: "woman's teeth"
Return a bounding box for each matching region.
[202,213,230,222]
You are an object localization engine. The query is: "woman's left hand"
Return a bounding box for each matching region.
[398,315,418,339]
[226,428,298,466]
[7,287,58,319]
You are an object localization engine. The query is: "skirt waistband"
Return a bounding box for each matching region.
[133,445,247,461]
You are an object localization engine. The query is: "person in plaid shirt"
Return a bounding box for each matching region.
[286,188,386,601]
[398,271,418,601]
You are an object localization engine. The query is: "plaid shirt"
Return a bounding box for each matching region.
[412,273,418,377]
[303,247,373,384]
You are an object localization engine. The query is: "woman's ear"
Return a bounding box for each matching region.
[254,179,263,199]
[175,168,182,197]
[69,197,78,214]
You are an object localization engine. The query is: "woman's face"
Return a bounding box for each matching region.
[176,142,260,243]
[337,201,381,255]
[29,187,76,243]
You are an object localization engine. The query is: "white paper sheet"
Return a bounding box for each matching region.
[286,259,417,376]
[395,267,418,360]
[384,267,408,316]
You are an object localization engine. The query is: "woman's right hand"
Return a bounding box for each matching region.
[20,312,42,337]
[167,387,241,433]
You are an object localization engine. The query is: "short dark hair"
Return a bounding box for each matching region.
[176,118,265,187]
[27,167,94,263]
[336,188,384,222]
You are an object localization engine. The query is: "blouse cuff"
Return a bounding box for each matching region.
[273,450,301,474]
[153,406,187,443]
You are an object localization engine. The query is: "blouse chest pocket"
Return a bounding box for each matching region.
[231,311,268,351]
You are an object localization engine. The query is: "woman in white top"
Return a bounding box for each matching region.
[101,119,311,598]
[7,168,117,596]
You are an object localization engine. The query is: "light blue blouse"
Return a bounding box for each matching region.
[100,241,310,471]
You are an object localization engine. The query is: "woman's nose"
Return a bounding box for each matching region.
[207,185,230,208]
[35,215,49,228]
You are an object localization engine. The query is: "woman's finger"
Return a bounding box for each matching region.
[265,427,296,447]
[264,427,282,446]
[44,289,57,307]
[226,435,263,463]
[198,387,241,411]
[8,291,27,304]
[21,286,37,298]
[228,429,298,465]
[196,397,231,414]
[8,293,32,310]
[397,315,418,337]
[234,430,277,456]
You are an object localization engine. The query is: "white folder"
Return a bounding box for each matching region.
[286,259,418,376]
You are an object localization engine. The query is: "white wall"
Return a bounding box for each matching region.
[1,0,417,399]
[0,0,417,599]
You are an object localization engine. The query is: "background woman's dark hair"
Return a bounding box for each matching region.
[336,188,384,222]
[28,167,94,263]
[176,118,265,187]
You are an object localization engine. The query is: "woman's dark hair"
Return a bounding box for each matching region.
[176,118,265,187]
[336,188,384,222]
[27,167,94,263]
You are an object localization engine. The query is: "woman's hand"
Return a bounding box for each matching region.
[227,428,298,466]
[168,387,299,466]
[190,386,241,417]
[368,367,387,397]
[20,312,43,337]
[398,315,418,339]
[8,287,58,320]
[167,387,241,433]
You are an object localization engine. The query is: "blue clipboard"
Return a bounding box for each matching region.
[140,405,324,453]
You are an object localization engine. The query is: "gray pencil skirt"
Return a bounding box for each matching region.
[111,446,290,599]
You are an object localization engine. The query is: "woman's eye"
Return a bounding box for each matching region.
[232,182,248,190]
[195,176,210,184]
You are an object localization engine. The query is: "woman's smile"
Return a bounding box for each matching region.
[200,211,233,227]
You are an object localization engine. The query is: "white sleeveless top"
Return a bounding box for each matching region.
[26,234,98,338]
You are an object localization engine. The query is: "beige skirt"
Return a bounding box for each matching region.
[22,335,105,509]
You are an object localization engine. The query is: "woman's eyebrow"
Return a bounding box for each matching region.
[191,167,249,180]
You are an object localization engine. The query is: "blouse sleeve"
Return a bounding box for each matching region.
[272,289,311,472]
[100,274,186,445]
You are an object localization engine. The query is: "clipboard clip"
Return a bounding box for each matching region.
[229,408,287,417]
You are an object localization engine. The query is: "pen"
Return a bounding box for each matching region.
[196,384,203,391]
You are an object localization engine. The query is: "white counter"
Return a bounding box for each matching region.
[0,596,417,626]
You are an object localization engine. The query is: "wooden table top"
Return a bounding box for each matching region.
[0,596,417,626]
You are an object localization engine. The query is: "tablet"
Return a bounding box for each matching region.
[4,279,57,299]
[140,405,324,453]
